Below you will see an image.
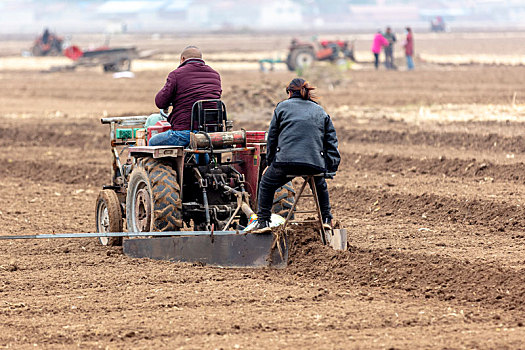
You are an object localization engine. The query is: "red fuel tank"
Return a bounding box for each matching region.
[245,131,267,144]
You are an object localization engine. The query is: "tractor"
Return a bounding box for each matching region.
[286,38,356,71]
[31,30,63,56]
[0,100,346,267]
[95,100,296,263]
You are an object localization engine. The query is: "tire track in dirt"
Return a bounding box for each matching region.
[1,159,108,186]
[340,128,525,153]
[0,125,107,149]
[331,187,525,232]
[286,227,525,318]
[345,152,525,183]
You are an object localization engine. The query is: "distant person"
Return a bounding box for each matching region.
[371,30,389,70]
[42,28,50,45]
[383,26,397,69]
[150,46,222,146]
[403,27,414,70]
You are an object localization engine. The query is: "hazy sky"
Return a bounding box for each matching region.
[1,0,523,34]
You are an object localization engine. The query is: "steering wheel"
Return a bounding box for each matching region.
[159,103,172,119]
[159,108,169,119]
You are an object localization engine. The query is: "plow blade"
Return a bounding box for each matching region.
[324,229,348,251]
[123,233,287,268]
[0,231,287,268]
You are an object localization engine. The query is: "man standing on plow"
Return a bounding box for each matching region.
[150,46,222,146]
[250,78,341,233]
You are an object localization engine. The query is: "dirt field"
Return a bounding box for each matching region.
[2,33,525,349]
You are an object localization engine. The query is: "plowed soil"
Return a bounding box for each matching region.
[2,34,525,349]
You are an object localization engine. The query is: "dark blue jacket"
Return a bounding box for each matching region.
[267,97,340,173]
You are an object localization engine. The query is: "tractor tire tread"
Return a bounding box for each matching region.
[272,181,295,218]
[129,158,182,232]
[96,189,123,246]
[147,160,183,231]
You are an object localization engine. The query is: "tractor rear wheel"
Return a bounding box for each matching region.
[272,182,295,219]
[286,48,315,71]
[126,158,183,232]
[95,189,123,246]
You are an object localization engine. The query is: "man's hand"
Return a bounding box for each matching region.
[324,172,336,179]
[160,108,169,119]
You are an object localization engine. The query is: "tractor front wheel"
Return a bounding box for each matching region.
[126,159,183,232]
[95,189,123,246]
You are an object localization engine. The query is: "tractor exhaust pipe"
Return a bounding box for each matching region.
[190,130,246,149]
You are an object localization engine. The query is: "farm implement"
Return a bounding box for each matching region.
[63,45,138,72]
[46,45,141,73]
[1,100,346,267]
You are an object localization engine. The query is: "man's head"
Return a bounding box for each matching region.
[386,26,391,33]
[180,46,202,64]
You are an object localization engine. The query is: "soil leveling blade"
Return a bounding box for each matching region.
[123,232,287,268]
[0,231,287,268]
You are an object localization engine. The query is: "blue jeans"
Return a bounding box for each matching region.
[148,130,208,163]
[406,55,414,70]
[149,129,191,146]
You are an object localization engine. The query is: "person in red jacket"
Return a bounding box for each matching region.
[403,27,414,70]
[150,46,222,146]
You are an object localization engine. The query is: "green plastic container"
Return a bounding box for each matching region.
[116,128,146,139]
[116,128,133,139]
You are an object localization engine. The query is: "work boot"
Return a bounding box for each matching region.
[322,218,333,231]
[250,220,271,234]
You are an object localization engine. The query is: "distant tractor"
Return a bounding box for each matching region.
[31,29,63,56]
[430,16,446,32]
[286,38,356,71]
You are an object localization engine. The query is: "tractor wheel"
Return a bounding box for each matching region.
[126,158,183,232]
[95,189,123,246]
[117,58,131,72]
[286,48,315,71]
[31,45,43,57]
[272,182,295,219]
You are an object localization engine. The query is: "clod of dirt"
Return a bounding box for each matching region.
[2,260,19,272]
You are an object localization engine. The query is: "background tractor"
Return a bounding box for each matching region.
[31,29,63,56]
[286,38,356,71]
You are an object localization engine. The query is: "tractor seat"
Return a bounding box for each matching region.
[191,99,227,133]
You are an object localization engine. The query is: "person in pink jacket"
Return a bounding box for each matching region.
[371,30,389,70]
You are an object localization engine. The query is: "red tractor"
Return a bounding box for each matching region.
[96,100,295,245]
[286,38,356,71]
[31,29,63,56]
[0,100,346,268]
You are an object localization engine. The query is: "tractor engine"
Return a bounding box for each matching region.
[182,163,248,231]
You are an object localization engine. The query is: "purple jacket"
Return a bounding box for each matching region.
[155,58,222,131]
